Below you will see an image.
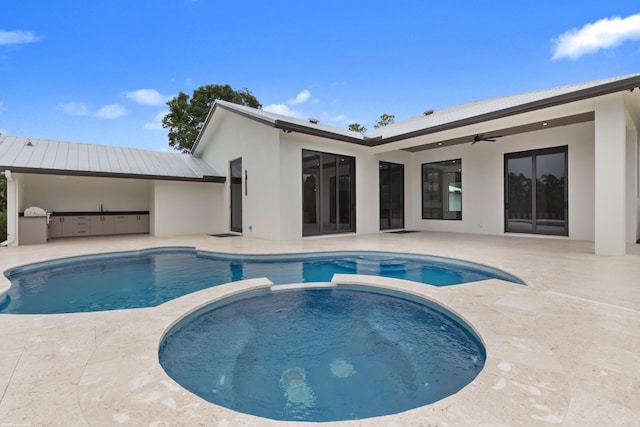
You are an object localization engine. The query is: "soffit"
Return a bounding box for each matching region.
[403,112,594,152]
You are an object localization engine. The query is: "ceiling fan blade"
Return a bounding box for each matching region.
[472,133,504,144]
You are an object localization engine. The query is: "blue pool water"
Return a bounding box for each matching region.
[159,287,486,422]
[1,248,523,314]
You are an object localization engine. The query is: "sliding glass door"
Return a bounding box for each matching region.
[379,161,404,230]
[505,146,567,236]
[303,150,355,236]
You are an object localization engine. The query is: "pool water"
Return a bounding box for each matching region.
[159,287,486,422]
[1,248,523,314]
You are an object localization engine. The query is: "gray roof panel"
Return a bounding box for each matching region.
[0,135,224,182]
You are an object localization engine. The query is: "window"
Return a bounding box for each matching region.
[422,159,462,220]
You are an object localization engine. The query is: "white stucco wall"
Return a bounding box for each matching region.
[196,114,600,242]
[406,122,596,240]
[151,180,222,237]
[198,114,414,240]
[279,132,384,238]
[595,94,627,255]
[626,126,639,243]
[21,174,150,212]
[197,110,282,240]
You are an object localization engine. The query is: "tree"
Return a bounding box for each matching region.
[162,84,262,152]
[374,113,395,129]
[0,173,6,211]
[348,123,367,133]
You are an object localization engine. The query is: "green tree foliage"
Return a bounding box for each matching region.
[374,113,395,129]
[348,123,367,133]
[0,174,6,211]
[162,84,262,153]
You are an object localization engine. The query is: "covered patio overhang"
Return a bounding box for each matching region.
[371,90,640,256]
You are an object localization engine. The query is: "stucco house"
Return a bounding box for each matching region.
[2,73,639,255]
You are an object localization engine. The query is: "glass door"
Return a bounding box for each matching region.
[302,150,355,236]
[379,161,404,230]
[230,158,242,233]
[303,151,320,236]
[505,146,567,236]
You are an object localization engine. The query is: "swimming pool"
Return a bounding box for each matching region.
[0,247,523,314]
[159,285,486,422]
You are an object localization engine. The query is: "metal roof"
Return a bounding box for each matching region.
[0,135,225,182]
[194,73,640,150]
[365,73,640,143]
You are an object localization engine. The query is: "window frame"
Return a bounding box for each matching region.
[421,159,462,220]
[504,145,568,236]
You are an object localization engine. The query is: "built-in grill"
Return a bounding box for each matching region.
[19,206,51,245]
[24,206,51,224]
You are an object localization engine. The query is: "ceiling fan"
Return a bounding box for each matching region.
[472,134,502,144]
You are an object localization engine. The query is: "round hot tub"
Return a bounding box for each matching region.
[159,285,485,422]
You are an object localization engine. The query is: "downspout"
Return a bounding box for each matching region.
[0,170,16,247]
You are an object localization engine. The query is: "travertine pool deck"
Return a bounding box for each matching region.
[0,231,638,426]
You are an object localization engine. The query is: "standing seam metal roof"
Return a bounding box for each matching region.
[0,135,224,182]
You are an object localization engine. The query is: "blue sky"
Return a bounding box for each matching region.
[1,1,639,151]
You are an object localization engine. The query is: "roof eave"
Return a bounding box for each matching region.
[1,166,226,183]
[274,120,374,145]
[193,101,379,148]
[380,74,640,144]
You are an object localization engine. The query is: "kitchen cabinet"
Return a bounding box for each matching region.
[91,215,116,235]
[72,216,91,237]
[49,216,73,238]
[114,215,128,234]
[126,214,149,233]
[49,212,149,238]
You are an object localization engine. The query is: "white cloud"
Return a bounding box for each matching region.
[57,102,89,116]
[127,89,170,106]
[263,103,304,118]
[95,104,126,119]
[328,114,348,122]
[0,29,41,46]
[143,111,168,130]
[552,13,640,60]
[288,89,311,105]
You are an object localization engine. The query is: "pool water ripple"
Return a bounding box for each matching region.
[159,287,486,422]
[1,248,523,314]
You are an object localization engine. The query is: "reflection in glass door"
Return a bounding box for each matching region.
[505,146,567,236]
[302,150,355,236]
[379,161,404,230]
